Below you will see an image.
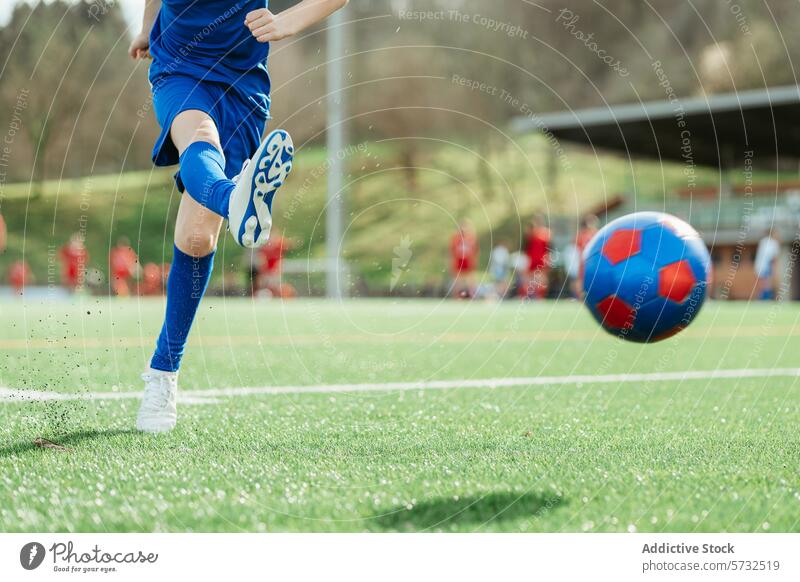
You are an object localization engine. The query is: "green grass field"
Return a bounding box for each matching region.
[1,298,799,532]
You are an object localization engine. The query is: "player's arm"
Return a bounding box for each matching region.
[246,0,349,43]
[128,0,162,60]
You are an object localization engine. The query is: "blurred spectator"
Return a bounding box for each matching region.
[139,262,166,295]
[488,239,511,299]
[8,260,33,295]
[522,214,551,299]
[449,220,479,298]
[59,233,89,292]
[257,228,295,296]
[0,212,7,254]
[573,214,599,297]
[754,228,780,300]
[109,237,140,297]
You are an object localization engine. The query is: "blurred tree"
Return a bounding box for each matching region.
[0,0,154,188]
[2,0,799,186]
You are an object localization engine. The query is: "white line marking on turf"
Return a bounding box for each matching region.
[0,368,798,404]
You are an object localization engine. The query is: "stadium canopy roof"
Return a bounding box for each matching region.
[511,85,800,168]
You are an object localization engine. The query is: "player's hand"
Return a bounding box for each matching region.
[245,9,296,43]
[128,32,151,60]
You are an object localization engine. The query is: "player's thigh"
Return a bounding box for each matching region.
[169,109,222,156]
[174,192,224,257]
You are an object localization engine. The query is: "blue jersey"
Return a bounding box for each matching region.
[149,0,271,109]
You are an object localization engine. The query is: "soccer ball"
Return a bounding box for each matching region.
[582,211,711,342]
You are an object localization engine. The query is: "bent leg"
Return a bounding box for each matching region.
[150,193,222,372]
[171,109,235,219]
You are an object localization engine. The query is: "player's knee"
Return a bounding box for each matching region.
[171,111,222,153]
[174,227,218,257]
[190,126,221,151]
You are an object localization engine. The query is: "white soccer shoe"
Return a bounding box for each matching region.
[228,129,294,249]
[136,368,178,433]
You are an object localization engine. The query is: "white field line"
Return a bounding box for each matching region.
[0,368,798,405]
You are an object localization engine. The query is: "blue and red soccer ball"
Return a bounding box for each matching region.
[582,212,711,342]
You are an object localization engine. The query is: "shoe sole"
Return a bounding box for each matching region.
[136,420,176,433]
[228,129,294,249]
[136,414,178,432]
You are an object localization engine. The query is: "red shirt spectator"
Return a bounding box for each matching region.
[60,235,89,290]
[111,246,138,279]
[450,226,479,274]
[140,262,165,295]
[258,234,289,276]
[8,260,32,294]
[526,226,551,272]
[110,239,139,296]
[521,215,552,299]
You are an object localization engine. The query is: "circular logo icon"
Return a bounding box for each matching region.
[20,542,46,570]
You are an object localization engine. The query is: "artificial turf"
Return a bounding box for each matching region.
[0,298,798,532]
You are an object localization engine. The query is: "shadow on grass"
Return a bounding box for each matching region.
[372,491,566,532]
[0,429,138,458]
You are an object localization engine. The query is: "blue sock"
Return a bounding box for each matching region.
[179,141,235,218]
[150,245,214,372]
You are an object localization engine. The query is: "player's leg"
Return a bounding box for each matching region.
[169,108,295,250]
[114,276,130,297]
[153,193,222,363]
[137,90,290,431]
[468,271,478,298]
[137,111,225,433]
[157,109,225,364]
[137,192,222,433]
[451,270,464,298]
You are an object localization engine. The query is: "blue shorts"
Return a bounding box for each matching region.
[151,74,269,191]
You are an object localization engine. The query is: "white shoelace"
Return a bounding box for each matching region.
[141,373,172,409]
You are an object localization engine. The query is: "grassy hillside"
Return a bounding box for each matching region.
[0,135,749,292]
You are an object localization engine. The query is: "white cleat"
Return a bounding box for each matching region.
[136,368,178,433]
[228,129,294,249]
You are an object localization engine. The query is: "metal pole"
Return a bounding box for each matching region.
[326,8,346,299]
